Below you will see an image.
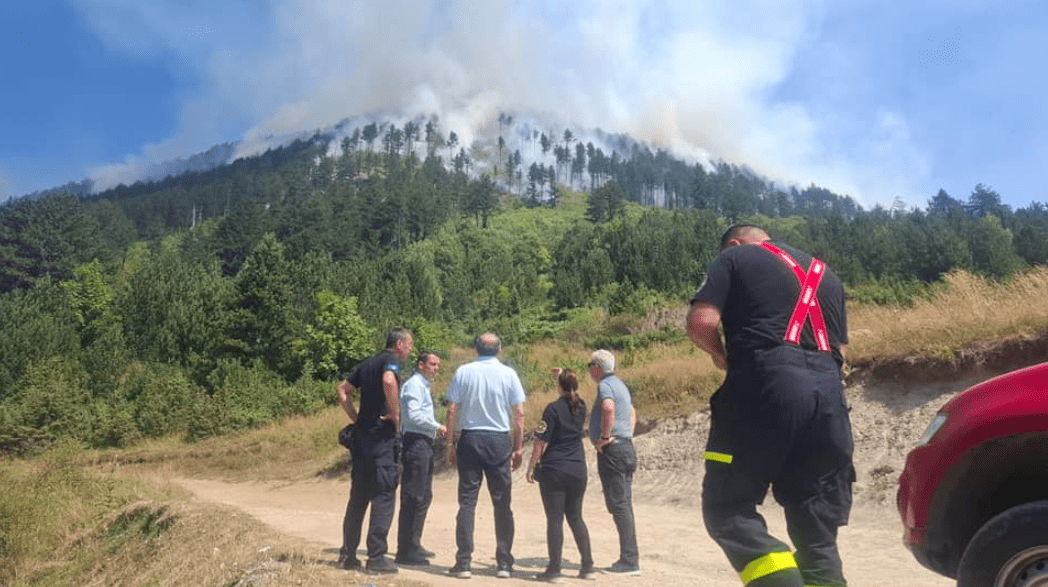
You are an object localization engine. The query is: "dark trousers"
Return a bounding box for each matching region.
[702,346,854,587]
[341,426,399,562]
[538,467,593,573]
[455,430,515,568]
[397,432,435,556]
[596,438,639,567]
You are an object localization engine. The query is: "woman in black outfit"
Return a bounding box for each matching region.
[526,369,595,583]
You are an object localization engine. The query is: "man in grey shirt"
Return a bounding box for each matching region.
[588,349,640,575]
[445,332,526,579]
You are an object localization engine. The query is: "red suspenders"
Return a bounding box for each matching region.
[758,243,831,353]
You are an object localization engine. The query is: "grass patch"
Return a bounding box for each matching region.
[90,408,349,482]
[848,267,1048,359]
[0,441,165,586]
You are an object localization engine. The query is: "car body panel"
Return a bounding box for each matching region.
[898,361,1048,577]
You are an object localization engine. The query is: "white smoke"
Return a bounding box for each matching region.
[74,0,926,207]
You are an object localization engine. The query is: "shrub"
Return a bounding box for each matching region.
[121,363,208,440]
[188,361,333,441]
[89,398,141,448]
[270,377,333,419]
[848,276,932,307]
[300,291,376,381]
[0,356,92,455]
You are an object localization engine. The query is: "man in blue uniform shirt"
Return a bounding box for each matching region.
[337,328,413,575]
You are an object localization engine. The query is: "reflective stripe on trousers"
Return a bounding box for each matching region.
[742,551,799,584]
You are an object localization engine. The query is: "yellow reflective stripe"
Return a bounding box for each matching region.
[704,451,733,464]
[740,551,798,584]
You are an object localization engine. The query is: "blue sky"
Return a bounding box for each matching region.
[2,0,1046,210]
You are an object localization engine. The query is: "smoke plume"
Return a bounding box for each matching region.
[75,0,923,206]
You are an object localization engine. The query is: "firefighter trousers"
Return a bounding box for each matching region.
[702,345,855,587]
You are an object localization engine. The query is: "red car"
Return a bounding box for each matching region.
[897,361,1048,586]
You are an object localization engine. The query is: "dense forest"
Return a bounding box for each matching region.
[2,116,1045,454]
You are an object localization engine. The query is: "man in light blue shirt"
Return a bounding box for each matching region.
[396,351,447,566]
[445,332,526,579]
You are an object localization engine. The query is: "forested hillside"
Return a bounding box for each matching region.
[1,116,1045,454]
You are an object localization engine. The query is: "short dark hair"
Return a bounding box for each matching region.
[385,328,411,350]
[474,332,501,356]
[416,350,438,366]
[719,224,768,251]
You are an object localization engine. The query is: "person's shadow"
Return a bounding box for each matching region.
[320,548,583,578]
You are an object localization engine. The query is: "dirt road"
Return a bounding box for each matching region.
[176,470,948,587]
[175,376,961,586]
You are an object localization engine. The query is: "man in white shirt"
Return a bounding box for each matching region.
[444,332,526,579]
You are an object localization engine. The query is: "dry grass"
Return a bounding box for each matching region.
[849,267,1048,360]
[614,342,724,419]
[513,339,722,426]
[95,409,349,482]
[55,498,426,587]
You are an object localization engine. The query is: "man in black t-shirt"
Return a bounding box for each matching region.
[686,225,854,587]
[337,328,413,575]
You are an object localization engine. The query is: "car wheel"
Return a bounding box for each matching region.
[957,500,1048,587]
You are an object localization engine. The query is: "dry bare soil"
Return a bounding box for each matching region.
[163,356,1030,587]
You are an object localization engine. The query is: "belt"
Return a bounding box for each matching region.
[460,429,509,436]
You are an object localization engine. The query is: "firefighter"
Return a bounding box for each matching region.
[686,224,855,587]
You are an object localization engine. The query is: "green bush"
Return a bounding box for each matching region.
[270,377,332,419]
[408,316,458,357]
[300,290,377,381]
[89,398,141,448]
[198,360,285,436]
[0,357,92,455]
[848,276,932,306]
[120,363,207,440]
[0,279,83,399]
[187,361,334,441]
